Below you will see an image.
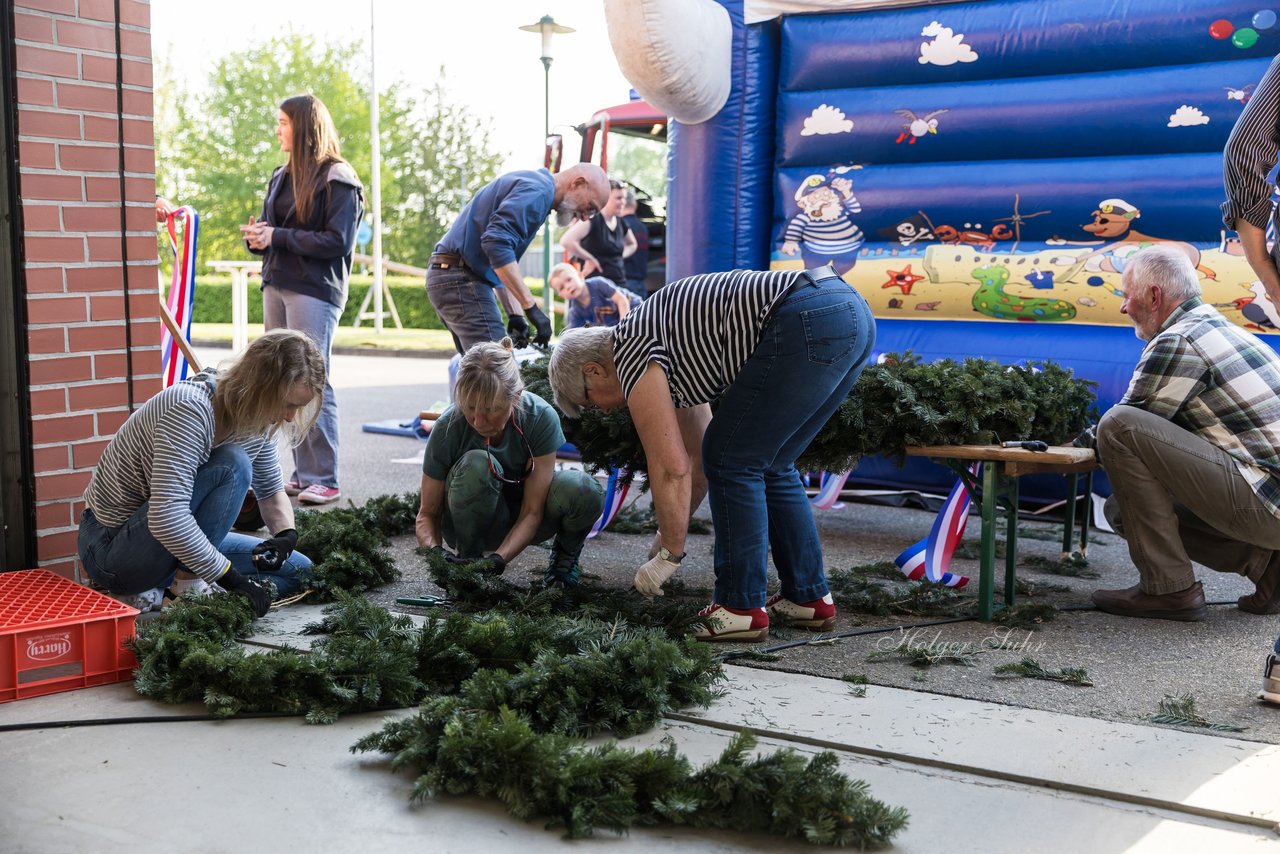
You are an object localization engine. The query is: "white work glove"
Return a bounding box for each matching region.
[634,552,680,598]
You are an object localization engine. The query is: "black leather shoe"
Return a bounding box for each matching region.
[1091,581,1207,621]
[1239,556,1280,615]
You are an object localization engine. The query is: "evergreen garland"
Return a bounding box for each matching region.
[425,550,706,635]
[293,490,420,598]
[127,505,910,845]
[354,719,908,845]
[522,352,1097,480]
[131,592,424,722]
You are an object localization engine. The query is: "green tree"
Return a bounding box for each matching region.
[156,35,505,270]
[608,135,667,206]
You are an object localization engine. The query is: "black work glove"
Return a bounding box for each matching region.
[251,528,298,572]
[218,566,272,618]
[506,314,530,349]
[525,304,552,346]
[444,551,507,576]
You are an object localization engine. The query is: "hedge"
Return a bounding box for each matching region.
[188,275,548,331]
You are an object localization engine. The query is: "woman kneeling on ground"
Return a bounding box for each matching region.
[415,338,605,587]
[78,329,325,617]
[548,266,875,642]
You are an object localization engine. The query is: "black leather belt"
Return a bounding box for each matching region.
[799,263,841,288]
[429,252,464,270]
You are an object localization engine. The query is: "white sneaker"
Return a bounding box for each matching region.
[766,592,837,631]
[1261,654,1280,705]
[108,586,165,613]
[167,576,218,602]
[691,603,769,642]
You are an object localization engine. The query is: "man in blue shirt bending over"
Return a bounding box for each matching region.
[428,163,610,354]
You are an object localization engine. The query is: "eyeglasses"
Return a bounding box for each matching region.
[486,415,534,485]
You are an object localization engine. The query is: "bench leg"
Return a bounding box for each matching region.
[1062,472,1079,560]
[1079,470,1094,557]
[1004,474,1018,608]
[979,462,998,621]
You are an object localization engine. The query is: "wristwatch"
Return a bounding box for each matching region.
[657,546,685,564]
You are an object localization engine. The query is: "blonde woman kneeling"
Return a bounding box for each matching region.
[79,330,326,617]
[415,339,604,587]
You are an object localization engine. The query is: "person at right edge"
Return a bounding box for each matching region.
[1086,248,1280,708]
[427,163,610,354]
[1221,52,1280,706]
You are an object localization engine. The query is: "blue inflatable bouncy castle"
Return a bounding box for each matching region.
[604,0,1280,501]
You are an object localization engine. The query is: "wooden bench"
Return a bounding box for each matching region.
[905,444,1099,620]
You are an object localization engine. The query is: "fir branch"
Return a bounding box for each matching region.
[1151,694,1246,733]
[423,550,707,636]
[1002,578,1071,597]
[606,503,713,535]
[826,568,973,618]
[993,657,1093,686]
[355,718,908,846]
[841,673,869,698]
[991,603,1058,630]
[295,505,402,599]
[868,640,978,667]
[1022,554,1100,579]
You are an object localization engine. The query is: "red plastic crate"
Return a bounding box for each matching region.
[0,569,139,702]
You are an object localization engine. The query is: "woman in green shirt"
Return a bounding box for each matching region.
[414,338,604,587]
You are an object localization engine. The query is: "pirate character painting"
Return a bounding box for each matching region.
[779,171,866,275]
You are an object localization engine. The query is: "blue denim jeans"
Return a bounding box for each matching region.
[441,449,604,558]
[426,267,506,355]
[703,272,875,609]
[263,286,342,489]
[78,444,313,597]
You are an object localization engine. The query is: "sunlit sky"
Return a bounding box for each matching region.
[151,1,637,173]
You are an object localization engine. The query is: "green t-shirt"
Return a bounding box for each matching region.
[422,391,565,481]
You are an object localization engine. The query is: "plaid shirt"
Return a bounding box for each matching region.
[1119,297,1280,516]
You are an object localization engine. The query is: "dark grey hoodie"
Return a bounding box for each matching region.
[248,161,365,308]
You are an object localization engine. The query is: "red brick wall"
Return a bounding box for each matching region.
[14,0,158,579]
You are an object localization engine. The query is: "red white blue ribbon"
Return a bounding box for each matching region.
[161,206,199,387]
[809,470,852,510]
[587,467,630,538]
[893,465,976,588]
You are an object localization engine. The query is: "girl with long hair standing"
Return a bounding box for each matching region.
[241,94,364,505]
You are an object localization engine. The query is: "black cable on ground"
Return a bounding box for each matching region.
[0,705,406,734]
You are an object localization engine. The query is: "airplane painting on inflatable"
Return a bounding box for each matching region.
[604,0,1280,499]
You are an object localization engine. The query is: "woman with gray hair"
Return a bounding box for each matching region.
[549,265,875,641]
[415,338,604,587]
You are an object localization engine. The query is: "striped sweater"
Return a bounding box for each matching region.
[1222,54,1280,231]
[611,269,802,407]
[82,369,285,580]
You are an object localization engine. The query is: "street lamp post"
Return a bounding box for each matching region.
[519,14,574,322]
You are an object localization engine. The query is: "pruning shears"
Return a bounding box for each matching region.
[395,595,447,607]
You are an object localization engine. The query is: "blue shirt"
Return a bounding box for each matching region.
[436,169,555,288]
[566,276,640,329]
